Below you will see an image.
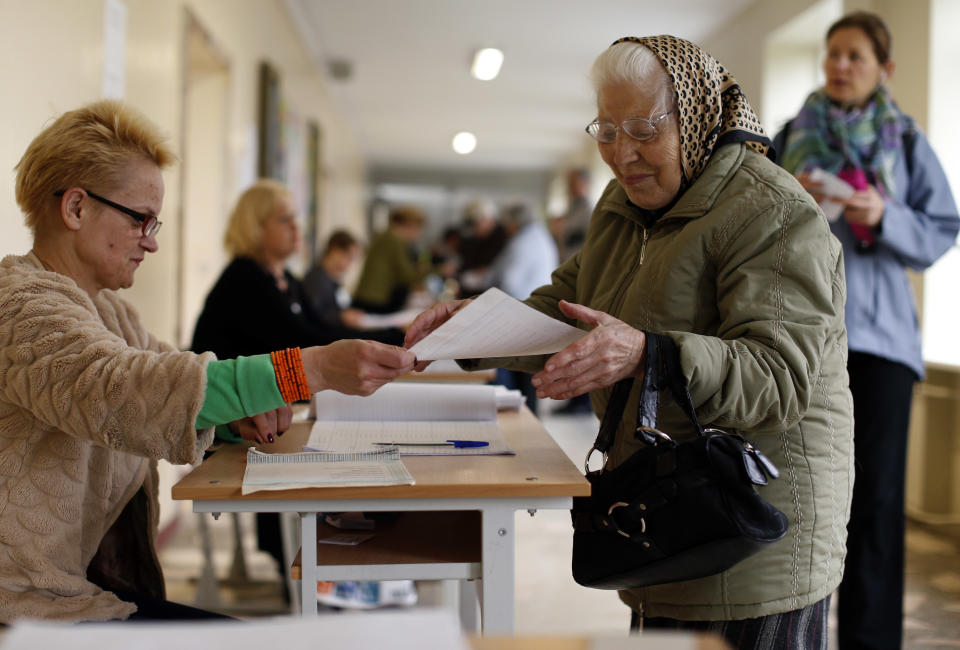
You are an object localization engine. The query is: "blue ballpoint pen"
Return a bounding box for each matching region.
[372,440,490,448]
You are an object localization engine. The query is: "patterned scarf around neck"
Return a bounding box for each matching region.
[780,86,906,196]
[612,35,771,191]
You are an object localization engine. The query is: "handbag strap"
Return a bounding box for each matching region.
[590,333,705,456]
[657,335,705,437]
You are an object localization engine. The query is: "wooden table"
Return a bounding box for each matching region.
[172,408,589,634]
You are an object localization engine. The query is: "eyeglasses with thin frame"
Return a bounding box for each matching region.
[53,189,162,238]
[585,111,674,144]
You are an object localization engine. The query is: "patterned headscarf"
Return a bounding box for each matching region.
[779,86,906,197]
[612,36,770,188]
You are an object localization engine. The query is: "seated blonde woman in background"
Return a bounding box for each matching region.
[191,180,402,579]
[0,100,414,623]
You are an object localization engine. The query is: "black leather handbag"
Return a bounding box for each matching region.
[570,334,789,590]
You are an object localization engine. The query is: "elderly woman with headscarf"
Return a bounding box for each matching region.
[407,36,853,649]
[0,100,415,623]
[771,12,959,649]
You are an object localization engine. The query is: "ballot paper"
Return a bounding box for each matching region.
[306,383,515,456]
[409,287,586,361]
[241,447,414,495]
[809,167,855,223]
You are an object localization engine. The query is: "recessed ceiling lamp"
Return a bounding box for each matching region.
[471,47,504,81]
[452,131,477,155]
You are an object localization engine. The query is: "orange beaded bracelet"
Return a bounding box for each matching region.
[270,347,311,403]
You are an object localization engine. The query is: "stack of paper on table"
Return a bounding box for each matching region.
[241,447,414,495]
[306,383,515,456]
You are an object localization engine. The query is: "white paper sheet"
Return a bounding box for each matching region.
[305,419,513,456]
[310,382,498,421]
[809,168,854,223]
[408,287,586,361]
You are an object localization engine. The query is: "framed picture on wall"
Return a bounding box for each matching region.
[257,60,284,180]
[305,120,322,262]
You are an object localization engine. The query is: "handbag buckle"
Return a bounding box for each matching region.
[608,501,645,538]
[584,446,607,475]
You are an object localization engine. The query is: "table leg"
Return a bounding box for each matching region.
[480,506,515,634]
[458,579,479,633]
[300,512,317,616]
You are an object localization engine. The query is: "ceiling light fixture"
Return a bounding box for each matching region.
[452,132,477,155]
[471,47,503,81]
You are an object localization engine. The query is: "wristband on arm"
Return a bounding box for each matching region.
[271,347,311,403]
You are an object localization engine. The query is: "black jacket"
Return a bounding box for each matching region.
[191,257,401,359]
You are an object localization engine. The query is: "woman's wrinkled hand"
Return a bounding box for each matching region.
[404,298,472,371]
[229,405,293,445]
[303,339,416,396]
[843,184,885,227]
[531,300,646,400]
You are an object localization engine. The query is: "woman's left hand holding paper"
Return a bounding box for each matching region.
[532,300,646,400]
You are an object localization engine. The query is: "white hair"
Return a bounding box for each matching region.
[590,42,676,117]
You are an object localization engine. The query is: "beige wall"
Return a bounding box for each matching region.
[699,0,825,120]
[0,0,368,347]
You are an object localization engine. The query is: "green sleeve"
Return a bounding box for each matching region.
[195,354,287,433]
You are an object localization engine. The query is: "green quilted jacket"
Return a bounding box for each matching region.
[469,144,854,620]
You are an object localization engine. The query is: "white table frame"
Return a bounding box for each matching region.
[191,495,572,634]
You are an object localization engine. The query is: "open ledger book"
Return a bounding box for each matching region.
[306,383,516,456]
[241,447,414,495]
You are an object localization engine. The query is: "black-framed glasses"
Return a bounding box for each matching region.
[585,111,674,144]
[53,189,162,238]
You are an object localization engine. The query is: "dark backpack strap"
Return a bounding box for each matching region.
[902,125,916,179]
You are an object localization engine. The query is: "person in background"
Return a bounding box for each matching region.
[192,182,402,579]
[457,198,507,297]
[408,35,852,649]
[302,229,366,329]
[429,226,463,282]
[352,205,430,313]
[772,11,959,649]
[0,100,415,623]
[487,203,559,415]
[553,169,597,416]
[192,180,400,365]
[557,168,593,262]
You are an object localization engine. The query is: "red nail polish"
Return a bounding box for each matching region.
[268,434,275,443]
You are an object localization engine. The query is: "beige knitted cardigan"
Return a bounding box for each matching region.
[0,253,215,622]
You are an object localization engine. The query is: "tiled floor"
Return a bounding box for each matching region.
[159,401,960,646]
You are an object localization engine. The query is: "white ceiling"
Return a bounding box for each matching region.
[284,0,756,174]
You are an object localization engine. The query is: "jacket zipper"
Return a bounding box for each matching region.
[599,223,649,441]
[609,224,647,319]
[639,226,648,265]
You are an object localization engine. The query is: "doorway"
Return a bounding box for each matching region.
[177,10,231,349]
